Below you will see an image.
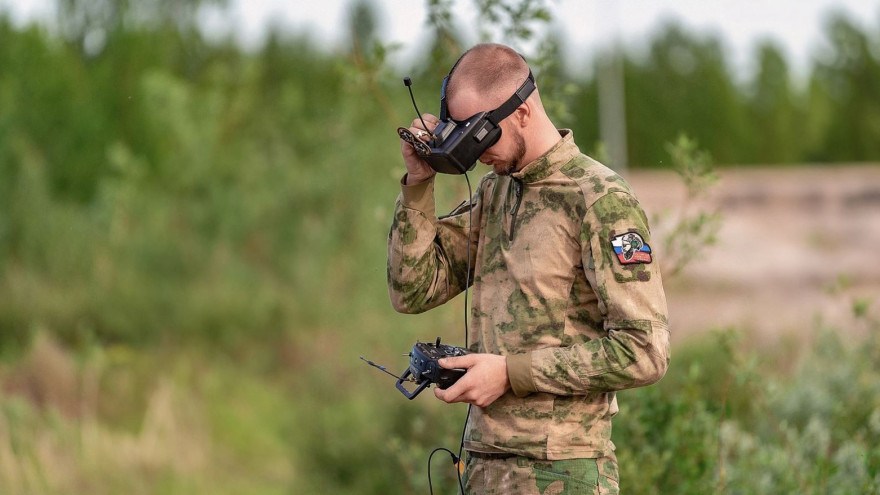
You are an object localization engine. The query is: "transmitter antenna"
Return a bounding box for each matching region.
[404,77,434,139]
[360,356,409,382]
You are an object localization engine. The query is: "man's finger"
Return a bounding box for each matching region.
[434,379,467,403]
[410,120,436,132]
[434,386,450,402]
[408,126,430,142]
[438,354,477,369]
[411,114,440,133]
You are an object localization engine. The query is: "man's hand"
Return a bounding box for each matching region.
[401,113,440,185]
[433,353,511,408]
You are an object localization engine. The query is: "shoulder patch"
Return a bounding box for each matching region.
[611,232,652,264]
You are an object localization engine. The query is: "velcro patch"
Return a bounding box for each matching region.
[611,232,652,264]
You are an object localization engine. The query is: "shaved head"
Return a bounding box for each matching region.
[446,43,532,110]
[440,43,560,177]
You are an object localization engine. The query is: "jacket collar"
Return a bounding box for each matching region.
[511,129,579,184]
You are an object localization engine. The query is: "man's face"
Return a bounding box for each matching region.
[448,89,527,176]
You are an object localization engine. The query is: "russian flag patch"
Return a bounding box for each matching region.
[611,232,652,264]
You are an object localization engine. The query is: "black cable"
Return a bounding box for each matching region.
[457,405,471,474]
[463,172,473,345]
[428,447,464,495]
[426,172,475,495]
[459,172,474,469]
[403,78,476,494]
[404,77,434,139]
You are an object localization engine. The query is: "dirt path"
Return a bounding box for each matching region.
[627,164,880,346]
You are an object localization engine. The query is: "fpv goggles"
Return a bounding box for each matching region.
[398,63,536,175]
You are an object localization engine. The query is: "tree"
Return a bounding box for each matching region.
[810,12,880,161]
[624,21,748,166]
[745,40,803,164]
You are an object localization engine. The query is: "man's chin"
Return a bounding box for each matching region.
[483,160,513,176]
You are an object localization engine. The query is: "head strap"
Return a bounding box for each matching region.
[485,70,535,126]
[439,51,534,122]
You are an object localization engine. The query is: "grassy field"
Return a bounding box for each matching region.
[2,161,879,494]
[2,306,878,494]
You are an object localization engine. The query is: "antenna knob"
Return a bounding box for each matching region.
[403,77,412,87]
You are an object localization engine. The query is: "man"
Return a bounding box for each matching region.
[387,43,669,494]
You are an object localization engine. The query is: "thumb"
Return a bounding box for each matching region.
[439,354,477,369]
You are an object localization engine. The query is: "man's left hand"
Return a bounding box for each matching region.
[433,353,511,408]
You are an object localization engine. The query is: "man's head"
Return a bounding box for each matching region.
[444,43,557,175]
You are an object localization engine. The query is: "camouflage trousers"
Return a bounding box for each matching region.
[462,452,619,494]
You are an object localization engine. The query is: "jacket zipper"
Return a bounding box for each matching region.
[509,178,523,241]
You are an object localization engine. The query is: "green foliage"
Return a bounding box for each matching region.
[743,41,803,164]
[655,134,722,277]
[1,1,880,493]
[472,0,552,45]
[0,11,402,348]
[424,0,553,50]
[532,30,579,127]
[810,12,880,162]
[3,305,878,494]
[620,20,749,166]
[615,313,880,494]
[571,11,880,167]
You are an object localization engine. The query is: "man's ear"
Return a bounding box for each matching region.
[514,101,531,128]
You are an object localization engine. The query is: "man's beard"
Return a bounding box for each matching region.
[494,129,528,176]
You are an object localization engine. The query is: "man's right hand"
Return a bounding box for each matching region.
[401,113,440,185]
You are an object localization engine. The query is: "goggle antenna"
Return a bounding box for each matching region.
[403,77,434,140]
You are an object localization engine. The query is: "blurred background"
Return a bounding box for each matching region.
[0,0,879,493]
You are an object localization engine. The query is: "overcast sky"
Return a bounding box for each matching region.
[3,0,879,77]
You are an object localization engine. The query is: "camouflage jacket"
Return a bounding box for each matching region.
[387,130,669,460]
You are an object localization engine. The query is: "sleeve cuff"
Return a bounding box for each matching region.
[507,352,536,397]
[400,174,436,217]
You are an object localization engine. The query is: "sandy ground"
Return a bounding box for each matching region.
[627,164,880,346]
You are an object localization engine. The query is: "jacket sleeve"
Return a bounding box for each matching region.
[387,175,482,314]
[507,191,670,395]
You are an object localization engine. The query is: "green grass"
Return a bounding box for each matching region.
[2,315,878,494]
